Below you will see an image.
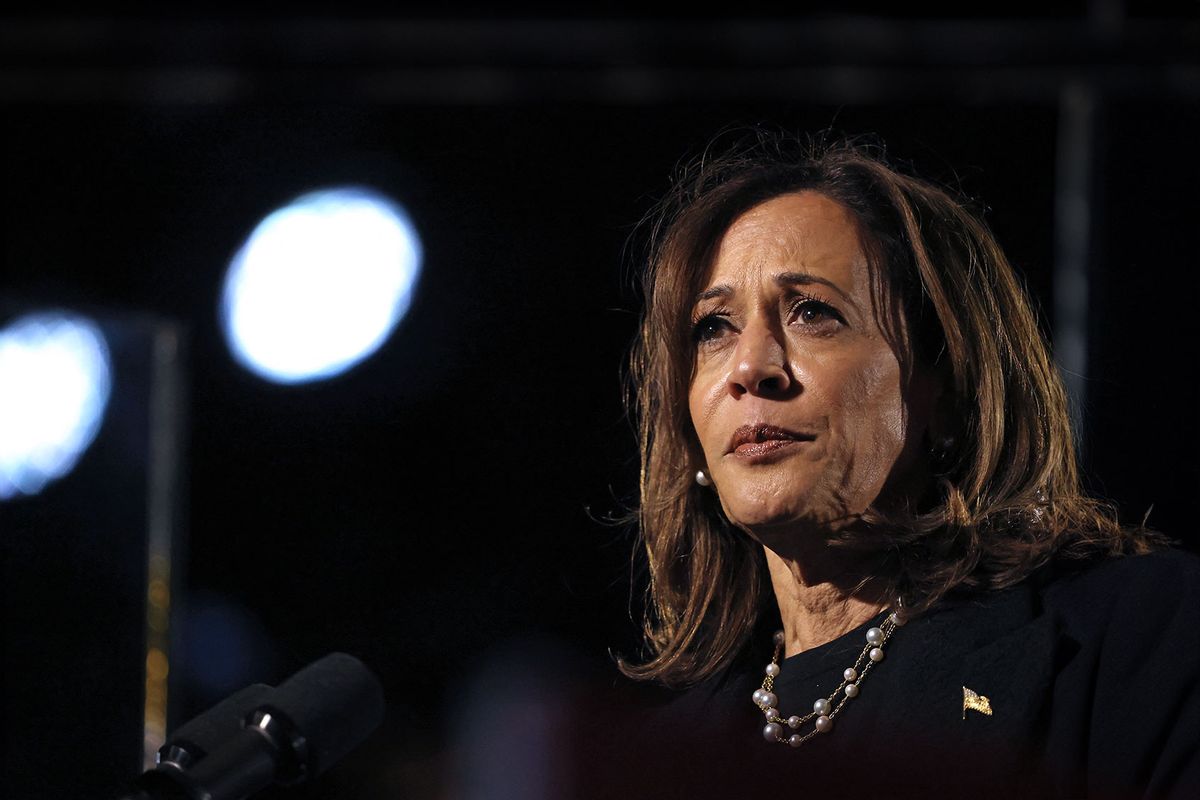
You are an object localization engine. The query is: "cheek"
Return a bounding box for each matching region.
[818,351,907,465]
[688,366,727,458]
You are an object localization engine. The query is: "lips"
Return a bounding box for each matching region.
[727,424,816,458]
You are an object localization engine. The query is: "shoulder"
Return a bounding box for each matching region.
[1041,548,1200,635]
[1046,546,1200,591]
[1037,549,1200,797]
[1037,548,1200,687]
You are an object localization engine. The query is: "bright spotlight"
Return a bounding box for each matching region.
[0,312,113,500]
[220,187,422,384]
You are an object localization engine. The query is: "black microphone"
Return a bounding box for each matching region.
[159,684,273,772]
[121,652,384,800]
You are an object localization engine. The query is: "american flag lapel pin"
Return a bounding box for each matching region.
[962,686,993,719]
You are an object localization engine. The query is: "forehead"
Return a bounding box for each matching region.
[702,191,869,292]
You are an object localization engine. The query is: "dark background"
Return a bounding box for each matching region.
[2,5,1198,799]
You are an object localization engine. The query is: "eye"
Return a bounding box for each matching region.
[692,313,734,344]
[790,297,845,329]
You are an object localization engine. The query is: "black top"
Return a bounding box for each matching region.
[576,550,1200,799]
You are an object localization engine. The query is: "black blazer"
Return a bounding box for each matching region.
[578,550,1200,799]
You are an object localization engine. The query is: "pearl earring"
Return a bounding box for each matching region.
[695,469,713,487]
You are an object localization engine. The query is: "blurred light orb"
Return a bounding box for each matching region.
[221,187,422,384]
[0,312,112,500]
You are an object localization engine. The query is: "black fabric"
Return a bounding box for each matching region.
[579,550,1200,799]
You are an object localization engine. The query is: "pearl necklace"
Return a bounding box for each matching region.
[752,609,905,747]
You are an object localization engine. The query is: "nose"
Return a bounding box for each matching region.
[728,323,792,398]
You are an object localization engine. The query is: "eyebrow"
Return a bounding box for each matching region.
[693,271,858,310]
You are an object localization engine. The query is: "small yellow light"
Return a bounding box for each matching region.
[148,579,170,609]
[146,648,170,681]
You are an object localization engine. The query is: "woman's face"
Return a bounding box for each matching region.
[688,191,929,546]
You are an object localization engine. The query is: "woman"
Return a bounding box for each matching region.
[605,135,1200,798]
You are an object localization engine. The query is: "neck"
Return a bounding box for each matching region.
[764,545,889,658]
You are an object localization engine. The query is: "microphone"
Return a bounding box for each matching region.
[121,652,384,800]
[159,684,273,772]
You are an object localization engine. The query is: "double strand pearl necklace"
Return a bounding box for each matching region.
[752,609,906,747]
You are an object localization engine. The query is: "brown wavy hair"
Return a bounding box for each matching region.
[621,132,1164,688]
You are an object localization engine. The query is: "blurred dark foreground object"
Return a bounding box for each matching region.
[117,653,384,800]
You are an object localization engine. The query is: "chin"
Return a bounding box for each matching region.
[719,494,814,534]
[716,470,809,518]
[717,479,860,541]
